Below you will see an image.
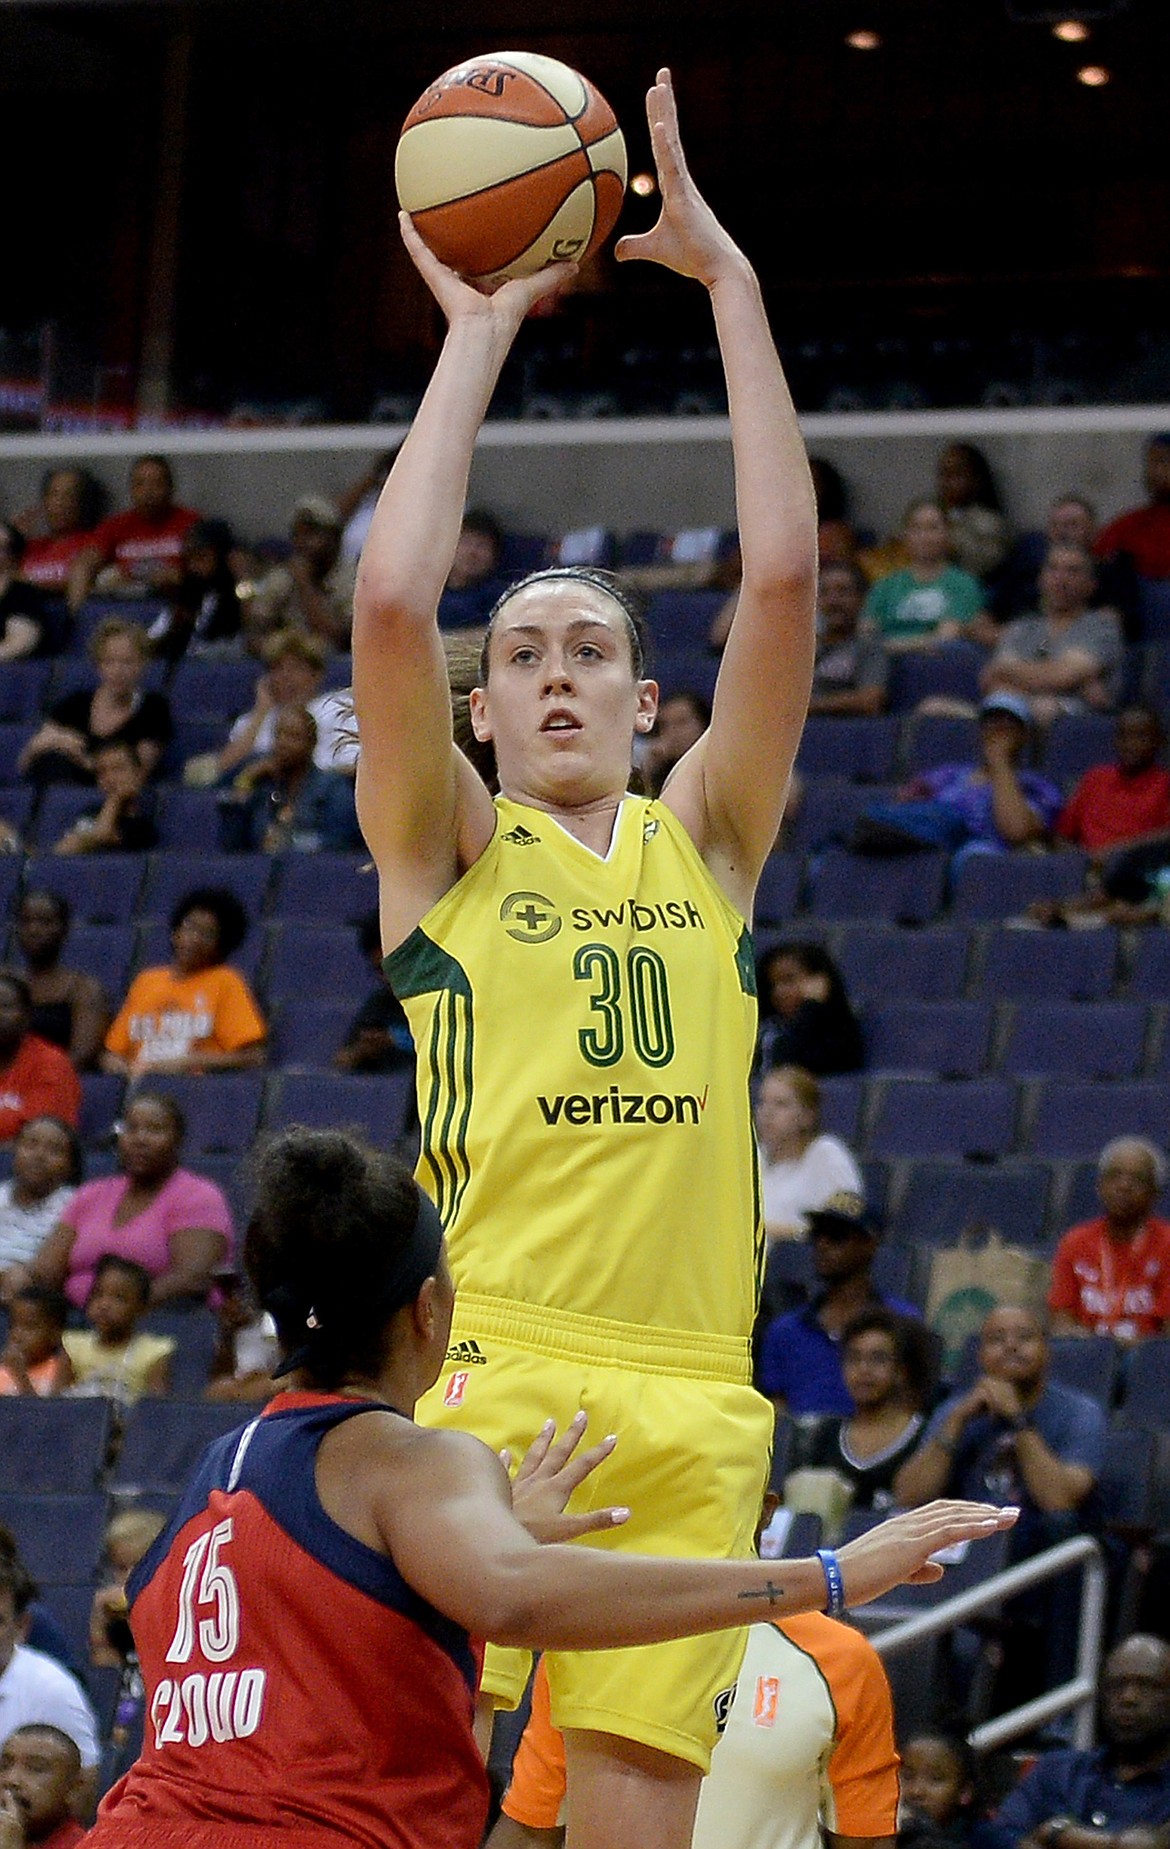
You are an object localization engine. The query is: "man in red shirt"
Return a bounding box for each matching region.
[1057,706,1170,856]
[67,456,198,614]
[0,1724,88,1848]
[1050,1137,1170,1342]
[20,469,101,594]
[1095,436,1170,581]
[0,977,81,1144]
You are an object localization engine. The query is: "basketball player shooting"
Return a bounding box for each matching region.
[355,67,822,1849]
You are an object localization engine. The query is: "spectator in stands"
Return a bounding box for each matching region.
[1049,1138,1170,1344]
[757,1193,918,1416]
[810,456,859,567]
[978,1633,1170,1849]
[146,519,243,661]
[334,911,414,1074]
[217,705,362,853]
[0,979,80,1145]
[24,1091,233,1309]
[1094,435,1170,581]
[63,1254,173,1402]
[809,561,890,716]
[643,690,709,796]
[0,1561,99,1782]
[13,891,110,1072]
[66,454,198,613]
[88,1508,166,1670]
[18,617,172,787]
[0,818,19,856]
[894,1303,1103,1695]
[204,1275,280,1403]
[0,1119,80,1295]
[0,1722,89,1848]
[859,692,1060,859]
[0,526,49,664]
[863,501,989,651]
[447,508,503,593]
[17,464,103,594]
[995,494,1139,633]
[102,887,266,1076]
[756,1065,863,1242]
[241,496,355,651]
[337,450,399,564]
[756,942,865,1077]
[982,545,1123,723]
[206,628,356,784]
[937,441,1010,582]
[1055,707,1170,858]
[51,740,157,857]
[802,1309,934,1515]
[0,1286,70,1396]
[0,1543,77,1690]
[897,1734,977,1849]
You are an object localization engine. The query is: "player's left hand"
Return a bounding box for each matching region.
[504,1412,630,1545]
[616,68,748,289]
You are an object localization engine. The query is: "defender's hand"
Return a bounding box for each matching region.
[505,1412,630,1545]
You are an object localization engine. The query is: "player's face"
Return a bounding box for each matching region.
[899,1737,967,1824]
[472,582,657,806]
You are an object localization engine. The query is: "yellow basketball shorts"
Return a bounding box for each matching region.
[415,1294,773,1772]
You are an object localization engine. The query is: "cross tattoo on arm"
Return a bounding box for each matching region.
[737,1580,785,1606]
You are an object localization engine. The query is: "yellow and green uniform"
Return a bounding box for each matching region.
[386,793,772,1768]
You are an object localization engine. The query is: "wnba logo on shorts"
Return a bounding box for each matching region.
[752,1676,780,1728]
[444,1370,470,1408]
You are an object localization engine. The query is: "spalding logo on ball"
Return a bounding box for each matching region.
[396,51,627,283]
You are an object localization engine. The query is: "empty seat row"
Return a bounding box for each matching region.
[0,849,377,928]
[863,998,1170,1080]
[814,1074,1170,1162]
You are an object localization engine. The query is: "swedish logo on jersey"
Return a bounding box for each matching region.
[500,891,562,943]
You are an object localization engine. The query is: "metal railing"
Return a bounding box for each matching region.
[869,1534,1107,1752]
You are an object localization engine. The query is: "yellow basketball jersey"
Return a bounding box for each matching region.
[385,795,762,1347]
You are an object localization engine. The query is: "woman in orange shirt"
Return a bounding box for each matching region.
[103,886,266,1077]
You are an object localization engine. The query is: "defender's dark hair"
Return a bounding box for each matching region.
[479,567,650,684]
[244,1128,424,1390]
[169,886,249,960]
[840,1307,937,1413]
[90,1254,152,1309]
[123,1089,187,1146]
[10,1283,69,1331]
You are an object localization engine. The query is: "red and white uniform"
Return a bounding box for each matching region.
[1049,1217,1170,1340]
[87,1391,487,1849]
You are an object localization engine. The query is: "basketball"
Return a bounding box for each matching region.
[396,51,627,283]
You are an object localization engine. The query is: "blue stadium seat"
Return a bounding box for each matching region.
[1119,1341,1170,1430]
[1000,1000,1149,1079]
[111,1399,249,1495]
[795,717,899,781]
[1128,932,1170,1000]
[951,852,1090,923]
[809,849,947,924]
[818,1075,865,1143]
[890,1160,1051,1248]
[265,924,373,1005]
[0,661,51,722]
[1136,577,1170,644]
[1098,1419,1157,1528]
[886,642,985,715]
[139,853,273,923]
[651,647,719,704]
[39,1586,98,1671]
[0,1493,108,1584]
[1047,1336,1120,1410]
[1058,1160,1104,1229]
[753,854,802,926]
[137,1073,265,1157]
[270,854,378,925]
[0,858,21,922]
[28,785,105,848]
[901,714,981,774]
[64,924,135,994]
[154,787,224,853]
[267,1072,415,1145]
[168,657,260,719]
[270,1000,358,1069]
[1041,714,1116,787]
[836,925,971,1002]
[975,927,1118,1000]
[22,854,146,925]
[787,778,884,853]
[864,1001,992,1078]
[78,1072,125,1149]
[780,1511,824,1558]
[0,725,32,783]
[499,532,549,574]
[0,1399,112,1491]
[843,1508,1011,1622]
[643,590,726,651]
[1028,1082,1170,1160]
[133,919,264,984]
[50,649,165,699]
[140,1305,221,1399]
[866,1079,1017,1160]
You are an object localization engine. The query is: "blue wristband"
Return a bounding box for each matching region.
[816,1547,846,1617]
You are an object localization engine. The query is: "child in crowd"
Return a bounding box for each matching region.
[89,1507,168,1670]
[899,1733,978,1849]
[205,1271,279,1402]
[63,1255,173,1402]
[0,1283,71,1394]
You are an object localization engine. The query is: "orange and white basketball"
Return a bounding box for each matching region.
[395,51,627,283]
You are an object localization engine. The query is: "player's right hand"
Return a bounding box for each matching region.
[837,1499,1019,1606]
[398,211,576,330]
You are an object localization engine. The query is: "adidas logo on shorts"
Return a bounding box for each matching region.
[445,1338,488,1366]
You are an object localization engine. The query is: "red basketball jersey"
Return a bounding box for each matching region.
[87,1392,488,1849]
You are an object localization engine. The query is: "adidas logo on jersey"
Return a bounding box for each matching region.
[501,824,541,845]
[446,1338,488,1366]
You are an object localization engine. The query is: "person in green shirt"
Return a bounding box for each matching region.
[864,500,988,650]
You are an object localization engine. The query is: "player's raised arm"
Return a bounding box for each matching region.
[617,71,818,912]
[351,225,574,946]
